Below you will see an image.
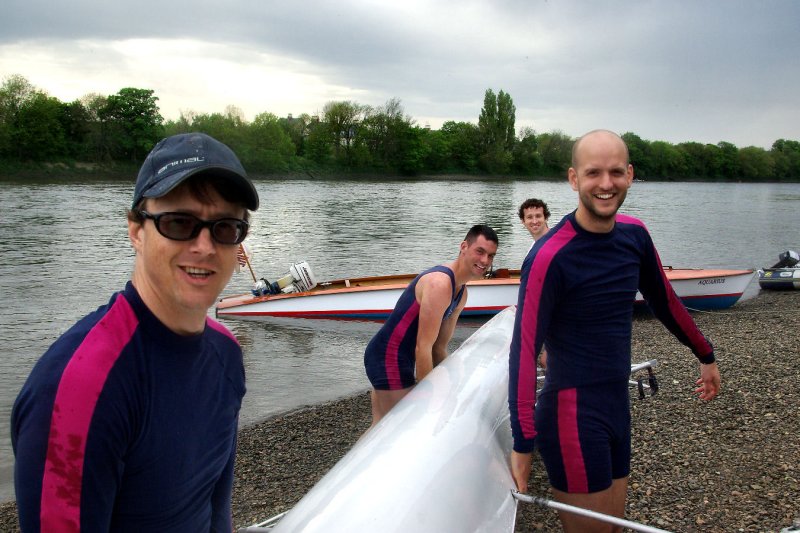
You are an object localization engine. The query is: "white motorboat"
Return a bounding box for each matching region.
[217,262,756,321]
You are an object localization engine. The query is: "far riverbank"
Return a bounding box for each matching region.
[2,162,797,183]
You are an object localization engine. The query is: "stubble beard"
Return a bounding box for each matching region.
[580,188,628,223]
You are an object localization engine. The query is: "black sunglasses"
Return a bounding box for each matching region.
[137,210,249,245]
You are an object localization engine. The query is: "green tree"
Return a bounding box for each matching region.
[0,74,35,113]
[676,142,711,178]
[512,127,542,175]
[278,113,313,157]
[322,100,364,165]
[245,112,296,172]
[14,92,67,160]
[478,89,515,173]
[397,126,430,175]
[536,130,573,174]
[715,141,741,179]
[358,98,416,172]
[74,93,114,161]
[770,139,800,181]
[0,74,37,158]
[421,128,453,172]
[621,132,653,179]
[648,141,685,179]
[738,146,774,181]
[0,75,72,161]
[701,143,723,179]
[101,87,163,161]
[304,117,331,165]
[59,100,92,159]
[440,121,480,172]
[186,108,247,152]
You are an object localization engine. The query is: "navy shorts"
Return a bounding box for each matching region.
[535,379,631,493]
[364,351,415,390]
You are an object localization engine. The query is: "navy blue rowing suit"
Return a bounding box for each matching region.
[509,211,715,493]
[365,265,465,390]
[12,282,244,531]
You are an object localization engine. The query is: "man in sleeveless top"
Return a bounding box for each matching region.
[364,224,499,426]
[12,133,258,531]
[508,130,720,532]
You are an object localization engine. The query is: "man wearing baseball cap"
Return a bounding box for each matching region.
[12,133,259,531]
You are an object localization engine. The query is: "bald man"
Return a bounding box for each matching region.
[508,130,720,532]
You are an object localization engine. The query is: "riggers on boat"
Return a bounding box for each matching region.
[758,250,800,291]
[217,262,756,321]
[237,307,666,533]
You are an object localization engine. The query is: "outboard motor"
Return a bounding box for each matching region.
[771,250,800,269]
[252,261,318,296]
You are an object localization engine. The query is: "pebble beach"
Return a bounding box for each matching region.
[1,289,798,532]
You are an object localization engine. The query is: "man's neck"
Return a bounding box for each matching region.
[575,208,615,233]
[130,277,207,335]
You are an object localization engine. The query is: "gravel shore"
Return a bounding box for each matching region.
[2,290,798,532]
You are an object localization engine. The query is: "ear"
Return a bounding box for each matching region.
[128,218,144,253]
[627,163,635,185]
[568,167,578,191]
[459,240,468,255]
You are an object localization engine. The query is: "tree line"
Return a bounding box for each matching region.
[1,74,798,181]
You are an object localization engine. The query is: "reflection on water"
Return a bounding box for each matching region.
[1,177,798,502]
[230,316,482,427]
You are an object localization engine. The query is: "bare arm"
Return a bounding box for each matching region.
[414,272,455,382]
[431,287,467,367]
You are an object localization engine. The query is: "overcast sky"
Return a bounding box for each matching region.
[1,0,798,148]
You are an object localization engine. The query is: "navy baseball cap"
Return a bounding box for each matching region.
[132,133,259,211]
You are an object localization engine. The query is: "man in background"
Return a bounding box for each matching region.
[518,197,551,245]
[12,132,259,531]
[518,197,552,368]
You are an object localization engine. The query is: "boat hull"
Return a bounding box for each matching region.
[758,268,800,290]
[217,268,755,321]
[264,307,519,532]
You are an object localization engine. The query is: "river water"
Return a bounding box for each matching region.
[1,178,798,501]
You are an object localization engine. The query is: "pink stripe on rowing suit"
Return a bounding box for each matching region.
[617,214,712,354]
[558,388,588,493]
[40,295,139,532]
[516,223,577,439]
[384,300,420,390]
[615,213,643,228]
[658,260,712,352]
[206,317,240,344]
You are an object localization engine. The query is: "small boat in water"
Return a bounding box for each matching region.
[216,261,755,321]
[758,250,800,291]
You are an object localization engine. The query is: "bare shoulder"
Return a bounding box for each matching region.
[416,270,453,304]
[419,270,452,289]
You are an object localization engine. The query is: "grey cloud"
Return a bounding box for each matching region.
[1,0,798,146]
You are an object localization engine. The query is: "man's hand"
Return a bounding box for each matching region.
[510,451,533,492]
[695,361,721,400]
